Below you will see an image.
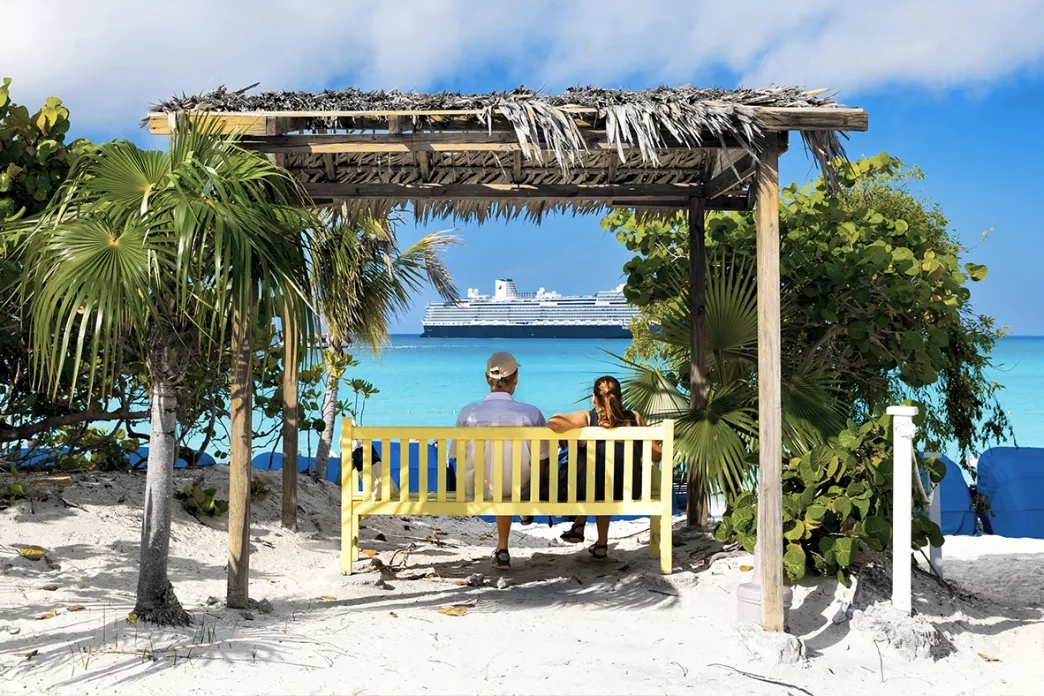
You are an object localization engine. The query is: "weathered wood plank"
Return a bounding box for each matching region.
[148,106,866,134]
[148,113,270,136]
[689,197,708,409]
[755,132,784,632]
[705,154,757,198]
[687,197,709,528]
[240,131,745,154]
[756,106,867,131]
[304,182,704,201]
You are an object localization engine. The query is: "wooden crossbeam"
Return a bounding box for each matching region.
[238,131,749,154]
[610,196,750,211]
[148,106,867,135]
[303,182,705,201]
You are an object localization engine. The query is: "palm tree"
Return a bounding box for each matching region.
[621,253,843,507]
[18,120,315,624]
[310,211,458,481]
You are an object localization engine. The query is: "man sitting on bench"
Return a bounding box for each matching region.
[455,352,550,569]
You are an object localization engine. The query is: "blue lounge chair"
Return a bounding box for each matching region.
[976,447,1044,539]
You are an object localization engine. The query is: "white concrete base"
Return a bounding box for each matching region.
[736,621,805,664]
[737,581,794,623]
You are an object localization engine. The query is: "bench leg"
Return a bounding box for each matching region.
[352,514,361,562]
[649,515,661,560]
[658,513,672,575]
[346,515,359,576]
[342,511,358,576]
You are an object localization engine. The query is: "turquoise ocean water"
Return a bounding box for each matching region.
[302,335,1040,463]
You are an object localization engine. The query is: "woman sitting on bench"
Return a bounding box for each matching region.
[548,375,661,560]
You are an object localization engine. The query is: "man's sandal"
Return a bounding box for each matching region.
[560,522,585,544]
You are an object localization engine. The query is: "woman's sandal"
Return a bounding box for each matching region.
[560,522,586,544]
[587,543,609,560]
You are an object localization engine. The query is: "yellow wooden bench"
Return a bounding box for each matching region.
[340,420,675,575]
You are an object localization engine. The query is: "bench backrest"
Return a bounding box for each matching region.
[340,421,674,505]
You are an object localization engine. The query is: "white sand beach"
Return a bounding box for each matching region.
[1,467,1042,695]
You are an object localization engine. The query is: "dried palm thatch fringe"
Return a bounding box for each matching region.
[149,85,850,220]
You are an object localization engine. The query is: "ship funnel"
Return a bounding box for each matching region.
[494,279,518,300]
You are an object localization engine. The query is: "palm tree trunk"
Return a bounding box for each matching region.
[281,306,298,531]
[227,305,254,609]
[313,365,339,482]
[132,378,190,626]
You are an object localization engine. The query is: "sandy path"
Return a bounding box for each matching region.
[1,468,1041,695]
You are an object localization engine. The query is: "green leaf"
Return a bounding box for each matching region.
[964,263,988,281]
[784,518,806,541]
[862,515,891,551]
[783,544,807,580]
[806,503,828,523]
[837,429,862,450]
[834,538,854,567]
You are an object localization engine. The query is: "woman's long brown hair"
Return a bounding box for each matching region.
[593,375,629,428]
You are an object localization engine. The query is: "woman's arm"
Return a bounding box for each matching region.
[548,410,590,434]
[633,411,664,463]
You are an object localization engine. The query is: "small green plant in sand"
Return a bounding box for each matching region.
[174,484,229,520]
[251,477,271,504]
[3,469,29,502]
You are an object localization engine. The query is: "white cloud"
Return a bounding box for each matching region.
[2,0,1042,133]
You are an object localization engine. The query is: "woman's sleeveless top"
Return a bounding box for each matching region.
[585,409,644,501]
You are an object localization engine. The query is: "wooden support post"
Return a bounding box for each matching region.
[227,302,254,609]
[281,302,298,531]
[687,197,709,528]
[755,132,784,632]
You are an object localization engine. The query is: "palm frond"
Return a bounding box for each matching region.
[19,120,317,400]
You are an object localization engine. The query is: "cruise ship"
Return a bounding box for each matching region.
[421,279,636,338]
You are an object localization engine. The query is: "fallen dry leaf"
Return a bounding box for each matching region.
[317,595,337,601]
[978,652,1000,662]
[67,605,85,612]
[18,546,47,561]
[437,605,469,617]
[739,565,753,572]
[35,609,58,620]
[29,477,71,487]
[14,650,38,660]
[360,549,378,557]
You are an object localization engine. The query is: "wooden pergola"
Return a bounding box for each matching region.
[148,85,867,631]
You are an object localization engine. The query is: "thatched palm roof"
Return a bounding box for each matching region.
[148,85,867,221]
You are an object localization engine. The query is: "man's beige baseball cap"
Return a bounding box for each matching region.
[486,352,520,379]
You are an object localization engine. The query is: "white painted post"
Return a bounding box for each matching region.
[887,405,918,614]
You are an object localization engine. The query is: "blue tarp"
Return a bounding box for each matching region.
[129,447,216,469]
[932,454,978,536]
[977,447,1044,539]
[251,452,342,480]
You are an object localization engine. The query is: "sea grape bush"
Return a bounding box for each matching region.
[0,78,89,222]
[604,153,1010,463]
[714,414,945,583]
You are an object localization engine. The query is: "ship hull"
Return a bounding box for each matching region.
[421,324,631,339]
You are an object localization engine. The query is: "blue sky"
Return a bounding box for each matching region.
[5,1,1042,333]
